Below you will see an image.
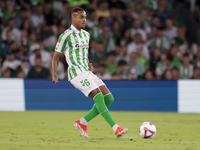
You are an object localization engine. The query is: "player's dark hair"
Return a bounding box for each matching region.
[71,7,85,15]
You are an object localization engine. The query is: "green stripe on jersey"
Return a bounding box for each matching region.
[68,35,77,66]
[72,32,83,72]
[82,32,89,70]
[79,32,89,71]
[71,66,77,77]
[83,31,90,40]
[68,67,73,80]
[82,32,89,42]
[67,34,77,76]
[60,40,67,53]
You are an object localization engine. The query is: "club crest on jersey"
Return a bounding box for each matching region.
[55,43,59,50]
[75,44,89,48]
[56,43,59,48]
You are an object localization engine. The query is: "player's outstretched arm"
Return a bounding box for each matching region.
[52,51,62,84]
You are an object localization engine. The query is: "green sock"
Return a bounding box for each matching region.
[83,104,99,122]
[104,94,114,107]
[93,93,115,127]
[84,93,114,122]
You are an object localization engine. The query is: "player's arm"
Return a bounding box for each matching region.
[52,32,68,83]
[52,51,62,83]
[88,63,94,72]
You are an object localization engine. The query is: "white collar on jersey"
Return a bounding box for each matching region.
[71,25,82,34]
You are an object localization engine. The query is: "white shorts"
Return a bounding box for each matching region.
[70,71,105,97]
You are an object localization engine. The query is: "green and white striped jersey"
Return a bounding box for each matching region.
[55,25,90,81]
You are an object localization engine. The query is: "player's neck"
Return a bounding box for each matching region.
[72,24,81,32]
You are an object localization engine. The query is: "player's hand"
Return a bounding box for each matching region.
[89,63,94,72]
[52,75,58,84]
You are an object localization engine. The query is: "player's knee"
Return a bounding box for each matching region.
[104,93,114,107]
[93,92,104,104]
[109,94,114,103]
[89,88,101,99]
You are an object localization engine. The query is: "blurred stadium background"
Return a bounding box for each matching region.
[1,0,200,80]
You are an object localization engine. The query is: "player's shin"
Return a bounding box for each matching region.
[82,104,99,123]
[82,93,114,124]
[93,93,116,127]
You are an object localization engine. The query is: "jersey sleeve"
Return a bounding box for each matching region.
[55,33,67,53]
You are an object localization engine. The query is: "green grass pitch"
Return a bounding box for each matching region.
[0,111,200,150]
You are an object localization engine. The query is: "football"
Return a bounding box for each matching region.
[139,122,156,138]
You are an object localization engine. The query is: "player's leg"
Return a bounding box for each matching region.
[83,85,114,123]
[88,88,116,128]
[96,76,114,107]
[71,72,113,137]
[71,72,98,138]
[77,88,128,137]
[99,85,114,107]
[82,79,114,123]
[89,88,128,137]
[72,71,127,137]
[74,87,116,138]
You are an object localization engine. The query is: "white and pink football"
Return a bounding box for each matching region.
[139,122,156,138]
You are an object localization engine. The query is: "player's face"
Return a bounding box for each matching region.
[73,11,87,29]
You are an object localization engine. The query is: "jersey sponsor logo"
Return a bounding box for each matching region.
[75,44,89,48]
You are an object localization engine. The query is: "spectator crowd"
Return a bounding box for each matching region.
[1,0,200,80]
